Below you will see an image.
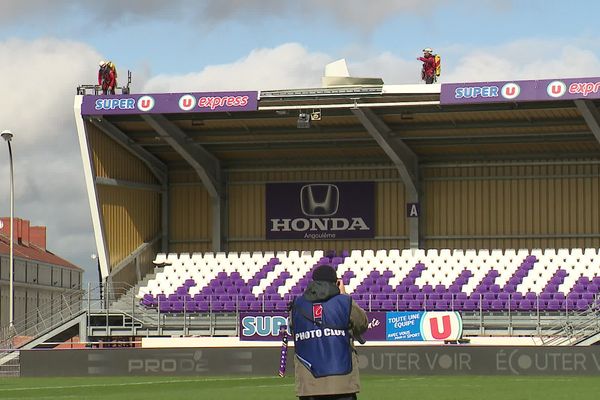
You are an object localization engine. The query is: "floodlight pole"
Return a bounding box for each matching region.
[2,130,14,330]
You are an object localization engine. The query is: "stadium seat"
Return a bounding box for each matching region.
[137,248,600,313]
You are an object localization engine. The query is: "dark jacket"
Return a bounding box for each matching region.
[291,281,368,397]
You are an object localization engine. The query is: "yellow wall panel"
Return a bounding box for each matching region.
[98,186,161,269]
[87,123,158,184]
[423,161,600,250]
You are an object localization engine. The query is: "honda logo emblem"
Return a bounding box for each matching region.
[300,184,339,216]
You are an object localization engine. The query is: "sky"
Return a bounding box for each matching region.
[0,0,599,285]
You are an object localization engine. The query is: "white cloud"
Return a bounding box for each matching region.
[144,39,600,94]
[143,43,331,92]
[443,39,600,83]
[0,38,100,281]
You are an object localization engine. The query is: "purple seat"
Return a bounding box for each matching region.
[540,292,553,300]
[171,301,184,312]
[428,293,442,300]
[565,299,578,310]
[448,285,462,293]
[518,299,533,311]
[408,300,422,310]
[223,301,236,311]
[463,299,478,311]
[356,300,369,310]
[184,279,196,287]
[237,301,250,311]
[401,293,415,300]
[573,284,586,293]
[381,300,396,311]
[577,299,590,310]
[424,299,436,310]
[582,293,595,301]
[498,292,510,301]
[434,300,450,311]
[483,292,497,301]
[547,299,561,311]
[491,300,504,310]
[442,292,455,301]
[525,292,537,301]
[408,285,420,294]
[397,300,410,310]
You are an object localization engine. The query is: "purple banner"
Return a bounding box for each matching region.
[80,91,258,115]
[363,311,386,341]
[266,182,375,240]
[440,76,600,105]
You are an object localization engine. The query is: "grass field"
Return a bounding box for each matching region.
[1,375,600,400]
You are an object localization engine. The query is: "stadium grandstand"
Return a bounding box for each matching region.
[3,63,600,376]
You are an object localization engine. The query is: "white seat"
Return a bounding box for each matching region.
[153,253,167,264]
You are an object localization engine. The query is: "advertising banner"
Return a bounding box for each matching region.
[440,76,600,105]
[265,182,375,240]
[22,346,600,377]
[81,91,258,115]
[385,311,462,341]
[239,311,386,341]
[239,313,288,341]
[239,311,463,342]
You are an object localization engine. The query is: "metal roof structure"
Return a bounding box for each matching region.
[80,84,600,170]
[75,76,600,279]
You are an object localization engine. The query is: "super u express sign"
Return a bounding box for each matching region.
[265,182,375,240]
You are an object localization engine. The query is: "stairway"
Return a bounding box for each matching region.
[539,301,600,345]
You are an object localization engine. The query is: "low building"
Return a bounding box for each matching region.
[0,218,83,332]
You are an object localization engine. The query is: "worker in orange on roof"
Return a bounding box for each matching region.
[417,48,437,84]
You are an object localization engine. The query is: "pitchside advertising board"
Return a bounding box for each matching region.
[441,76,600,105]
[239,311,462,342]
[80,91,258,115]
[265,182,375,240]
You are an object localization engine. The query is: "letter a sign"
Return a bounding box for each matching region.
[406,203,419,218]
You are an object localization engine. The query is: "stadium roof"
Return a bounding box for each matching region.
[78,77,600,171]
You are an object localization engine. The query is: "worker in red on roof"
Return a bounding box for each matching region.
[98,60,117,95]
[417,48,436,84]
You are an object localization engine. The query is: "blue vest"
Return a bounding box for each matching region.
[292,294,352,378]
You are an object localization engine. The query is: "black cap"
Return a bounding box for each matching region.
[312,264,338,282]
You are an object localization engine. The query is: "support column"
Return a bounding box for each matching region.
[352,108,421,248]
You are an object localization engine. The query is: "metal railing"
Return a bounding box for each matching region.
[0,287,85,350]
[538,299,600,345]
[76,71,132,95]
[3,282,600,349]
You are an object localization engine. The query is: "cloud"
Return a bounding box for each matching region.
[144,38,600,94]
[443,39,600,82]
[0,37,100,281]
[143,43,331,92]
[0,0,450,32]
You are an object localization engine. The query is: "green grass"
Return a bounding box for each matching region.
[1,375,600,400]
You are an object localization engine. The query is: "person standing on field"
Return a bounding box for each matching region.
[290,264,368,400]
